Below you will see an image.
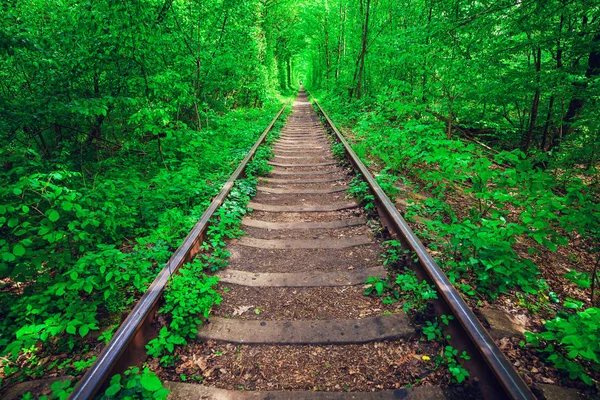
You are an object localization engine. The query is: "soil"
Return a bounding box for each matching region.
[212,285,401,321]
[155,339,449,392]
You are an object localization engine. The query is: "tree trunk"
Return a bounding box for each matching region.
[287,57,292,89]
[335,1,346,80]
[324,0,331,85]
[447,100,453,139]
[558,32,600,144]
[541,14,564,151]
[540,96,554,151]
[522,46,541,152]
[351,0,371,99]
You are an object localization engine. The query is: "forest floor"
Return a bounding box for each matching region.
[340,123,600,397]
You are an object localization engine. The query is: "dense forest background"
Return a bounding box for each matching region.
[303,0,600,160]
[1,0,599,395]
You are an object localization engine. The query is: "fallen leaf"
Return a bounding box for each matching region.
[233,305,254,316]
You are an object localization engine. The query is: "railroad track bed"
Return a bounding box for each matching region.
[151,92,459,398]
[60,91,591,399]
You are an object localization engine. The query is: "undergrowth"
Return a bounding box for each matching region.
[313,91,600,385]
[363,241,468,384]
[142,108,286,370]
[0,103,288,392]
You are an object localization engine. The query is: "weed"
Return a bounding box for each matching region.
[101,367,168,399]
[381,240,406,268]
[332,142,346,160]
[364,276,393,297]
[525,307,600,385]
[146,259,220,366]
[375,169,400,201]
[395,269,438,313]
[422,315,454,341]
[348,176,374,211]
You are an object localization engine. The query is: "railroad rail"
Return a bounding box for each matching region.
[68,91,536,399]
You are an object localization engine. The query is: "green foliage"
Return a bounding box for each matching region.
[395,269,438,313]
[381,240,406,268]
[430,217,543,299]
[422,315,454,341]
[441,346,471,384]
[332,142,346,161]
[375,170,400,202]
[0,104,286,383]
[564,270,593,289]
[246,145,275,178]
[364,267,438,314]
[363,276,392,297]
[525,307,600,385]
[348,176,375,211]
[101,367,169,400]
[146,259,221,366]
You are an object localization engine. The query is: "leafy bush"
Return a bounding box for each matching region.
[146,259,221,366]
[428,217,543,299]
[101,367,169,400]
[0,105,286,384]
[347,176,375,211]
[395,269,438,313]
[525,307,600,385]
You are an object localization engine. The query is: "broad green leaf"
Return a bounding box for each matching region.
[79,325,90,337]
[13,244,26,257]
[105,383,121,396]
[48,210,60,222]
[140,373,163,392]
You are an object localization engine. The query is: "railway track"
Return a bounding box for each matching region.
[70,91,537,399]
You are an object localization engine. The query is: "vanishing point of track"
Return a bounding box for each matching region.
[70,91,536,399]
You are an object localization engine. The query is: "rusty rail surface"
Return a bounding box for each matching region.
[69,102,289,400]
[308,92,536,400]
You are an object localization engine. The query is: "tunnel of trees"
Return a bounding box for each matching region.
[1,0,599,397]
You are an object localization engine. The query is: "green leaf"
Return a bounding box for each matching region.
[79,325,90,337]
[66,324,76,335]
[568,349,579,359]
[13,244,26,257]
[48,210,60,222]
[2,252,16,262]
[140,373,163,392]
[540,331,555,341]
[105,383,121,396]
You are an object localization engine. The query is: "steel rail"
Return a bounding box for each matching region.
[308,92,536,400]
[69,102,289,400]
